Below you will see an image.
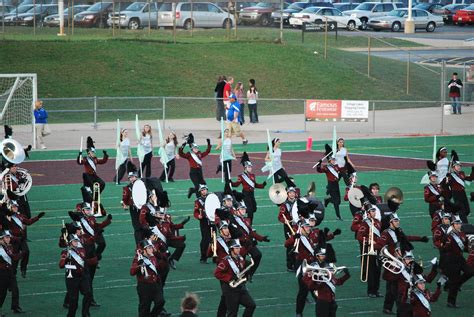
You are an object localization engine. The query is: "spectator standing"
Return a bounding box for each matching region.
[214,76,226,121]
[247,79,259,123]
[448,72,463,114]
[234,82,245,124]
[139,124,153,177]
[179,293,200,317]
[226,94,248,145]
[223,77,234,111]
[33,100,50,149]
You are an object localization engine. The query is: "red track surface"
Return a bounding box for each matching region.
[23,151,427,186]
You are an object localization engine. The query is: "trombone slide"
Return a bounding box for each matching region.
[212,229,217,258]
[282,214,295,235]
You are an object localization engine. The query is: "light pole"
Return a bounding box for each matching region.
[405,0,414,34]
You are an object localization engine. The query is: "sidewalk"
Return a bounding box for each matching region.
[32,106,474,151]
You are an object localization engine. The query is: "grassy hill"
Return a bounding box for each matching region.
[0,27,441,121]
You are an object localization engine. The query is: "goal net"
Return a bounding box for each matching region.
[0,74,37,148]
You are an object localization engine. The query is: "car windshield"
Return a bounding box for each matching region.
[10,5,34,14]
[301,7,320,13]
[288,3,304,10]
[414,3,430,9]
[388,9,407,17]
[86,2,108,12]
[159,3,172,11]
[125,2,145,11]
[465,4,474,9]
[355,3,375,10]
[255,2,272,8]
[26,6,48,14]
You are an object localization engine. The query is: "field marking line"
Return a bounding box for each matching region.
[349,310,378,315]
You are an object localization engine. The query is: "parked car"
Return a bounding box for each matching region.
[239,1,290,26]
[216,1,257,14]
[158,2,235,29]
[74,2,113,27]
[414,3,444,14]
[334,2,361,12]
[453,4,474,25]
[368,8,443,32]
[0,4,15,15]
[345,2,404,29]
[289,6,362,30]
[3,4,58,26]
[271,1,320,25]
[107,2,161,29]
[433,3,469,24]
[43,5,89,27]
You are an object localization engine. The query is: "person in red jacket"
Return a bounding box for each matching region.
[122,171,141,243]
[193,184,212,264]
[410,274,442,317]
[59,234,93,317]
[446,162,473,223]
[179,138,212,199]
[214,239,256,317]
[0,230,24,315]
[317,156,342,220]
[423,172,445,218]
[77,136,109,193]
[230,153,267,222]
[5,200,44,278]
[130,239,167,317]
[302,246,351,317]
[278,187,299,271]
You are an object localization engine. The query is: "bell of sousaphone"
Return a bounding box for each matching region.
[384,187,403,204]
[348,187,364,208]
[1,139,26,164]
[269,183,287,205]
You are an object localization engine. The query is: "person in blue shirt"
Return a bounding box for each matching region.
[226,94,248,145]
[33,100,49,149]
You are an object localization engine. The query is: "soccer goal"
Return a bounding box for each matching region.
[0,74,37,148]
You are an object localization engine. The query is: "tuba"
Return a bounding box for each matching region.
[380,246,404,274]
[1,139,32,197]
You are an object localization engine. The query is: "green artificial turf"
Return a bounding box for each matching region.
[5,136,474,316]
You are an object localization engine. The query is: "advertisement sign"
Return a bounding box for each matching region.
[305,99,368,122]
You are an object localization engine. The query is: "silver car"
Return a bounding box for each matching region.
[158,2,235,29]
[368,8,444,32]
[107,2,160,29]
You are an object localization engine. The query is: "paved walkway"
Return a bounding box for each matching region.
[27,106,474,151]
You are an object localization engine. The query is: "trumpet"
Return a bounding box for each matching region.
[211,229,217,258]
[92,182,102,217]
[380,246,404,275]
[360,219,377,282]
[66,248,73,278]
[62,220,68,243]
[229,256,254,288]
[137,250,149,278]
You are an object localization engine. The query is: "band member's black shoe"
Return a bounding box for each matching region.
[243,139,248,145]
[63,303,69,309]
[375,292,383,297]
[382,309,394,315]
[368,293,377,298]
[12,307,26,314]
[187,188,193,199]
[216,164,222,174]
[20,270,26,278]
[324,197,330,207]
[200,258,207,264]
[90,300,101,307]
[447,303,459,308]
[169,258,177,270]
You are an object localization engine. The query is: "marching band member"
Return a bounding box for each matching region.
[130,239,168,317]
[317,156,342,221]
[278,187,298,272]
[265,138,295,187]
[357,205,382,298]
[410,274,442,317]
[284,220,317,317]
[446,161,473,223]
[424,172,446,218]
[440,215,474,308]
[231,204,269,278]
[369,183,383,204]
[4,200,44,278]
[179,138,212,199]
[159,132,179,182]
[114,129,133,184]
[343,173,360,216]
[77,137,109,193]
[0,230,24,315]
[193,184,212,264]
[214,239,256,317]
[122,171,141,243]
[59,234,93,317]
[302,246,351,317]
[215,128,236,183]
[230,153,266,222]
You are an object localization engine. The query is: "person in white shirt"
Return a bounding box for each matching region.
[114,129,133,184]
[247,79,259,123]
[335,138,356,186]
[215,128,236,183]
[140,124,153,178]
[265,138,295,187]
[160,132,179,182]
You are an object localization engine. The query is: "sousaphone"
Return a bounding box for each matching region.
[269,183,287,205]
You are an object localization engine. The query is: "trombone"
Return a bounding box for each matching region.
[92,182,102,217]
[360,218,377,282]
[281,214,299,253]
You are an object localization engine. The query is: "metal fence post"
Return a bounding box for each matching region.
[93,96,98,129]
[462,62,466,103]
[372,101,376,133]
[162,97,166,128]
[440,61,445,134]
[303,99,307,132]
[406,53,410,95]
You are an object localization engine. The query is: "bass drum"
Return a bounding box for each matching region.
[132,179,147,209]
[205,193,221,223]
